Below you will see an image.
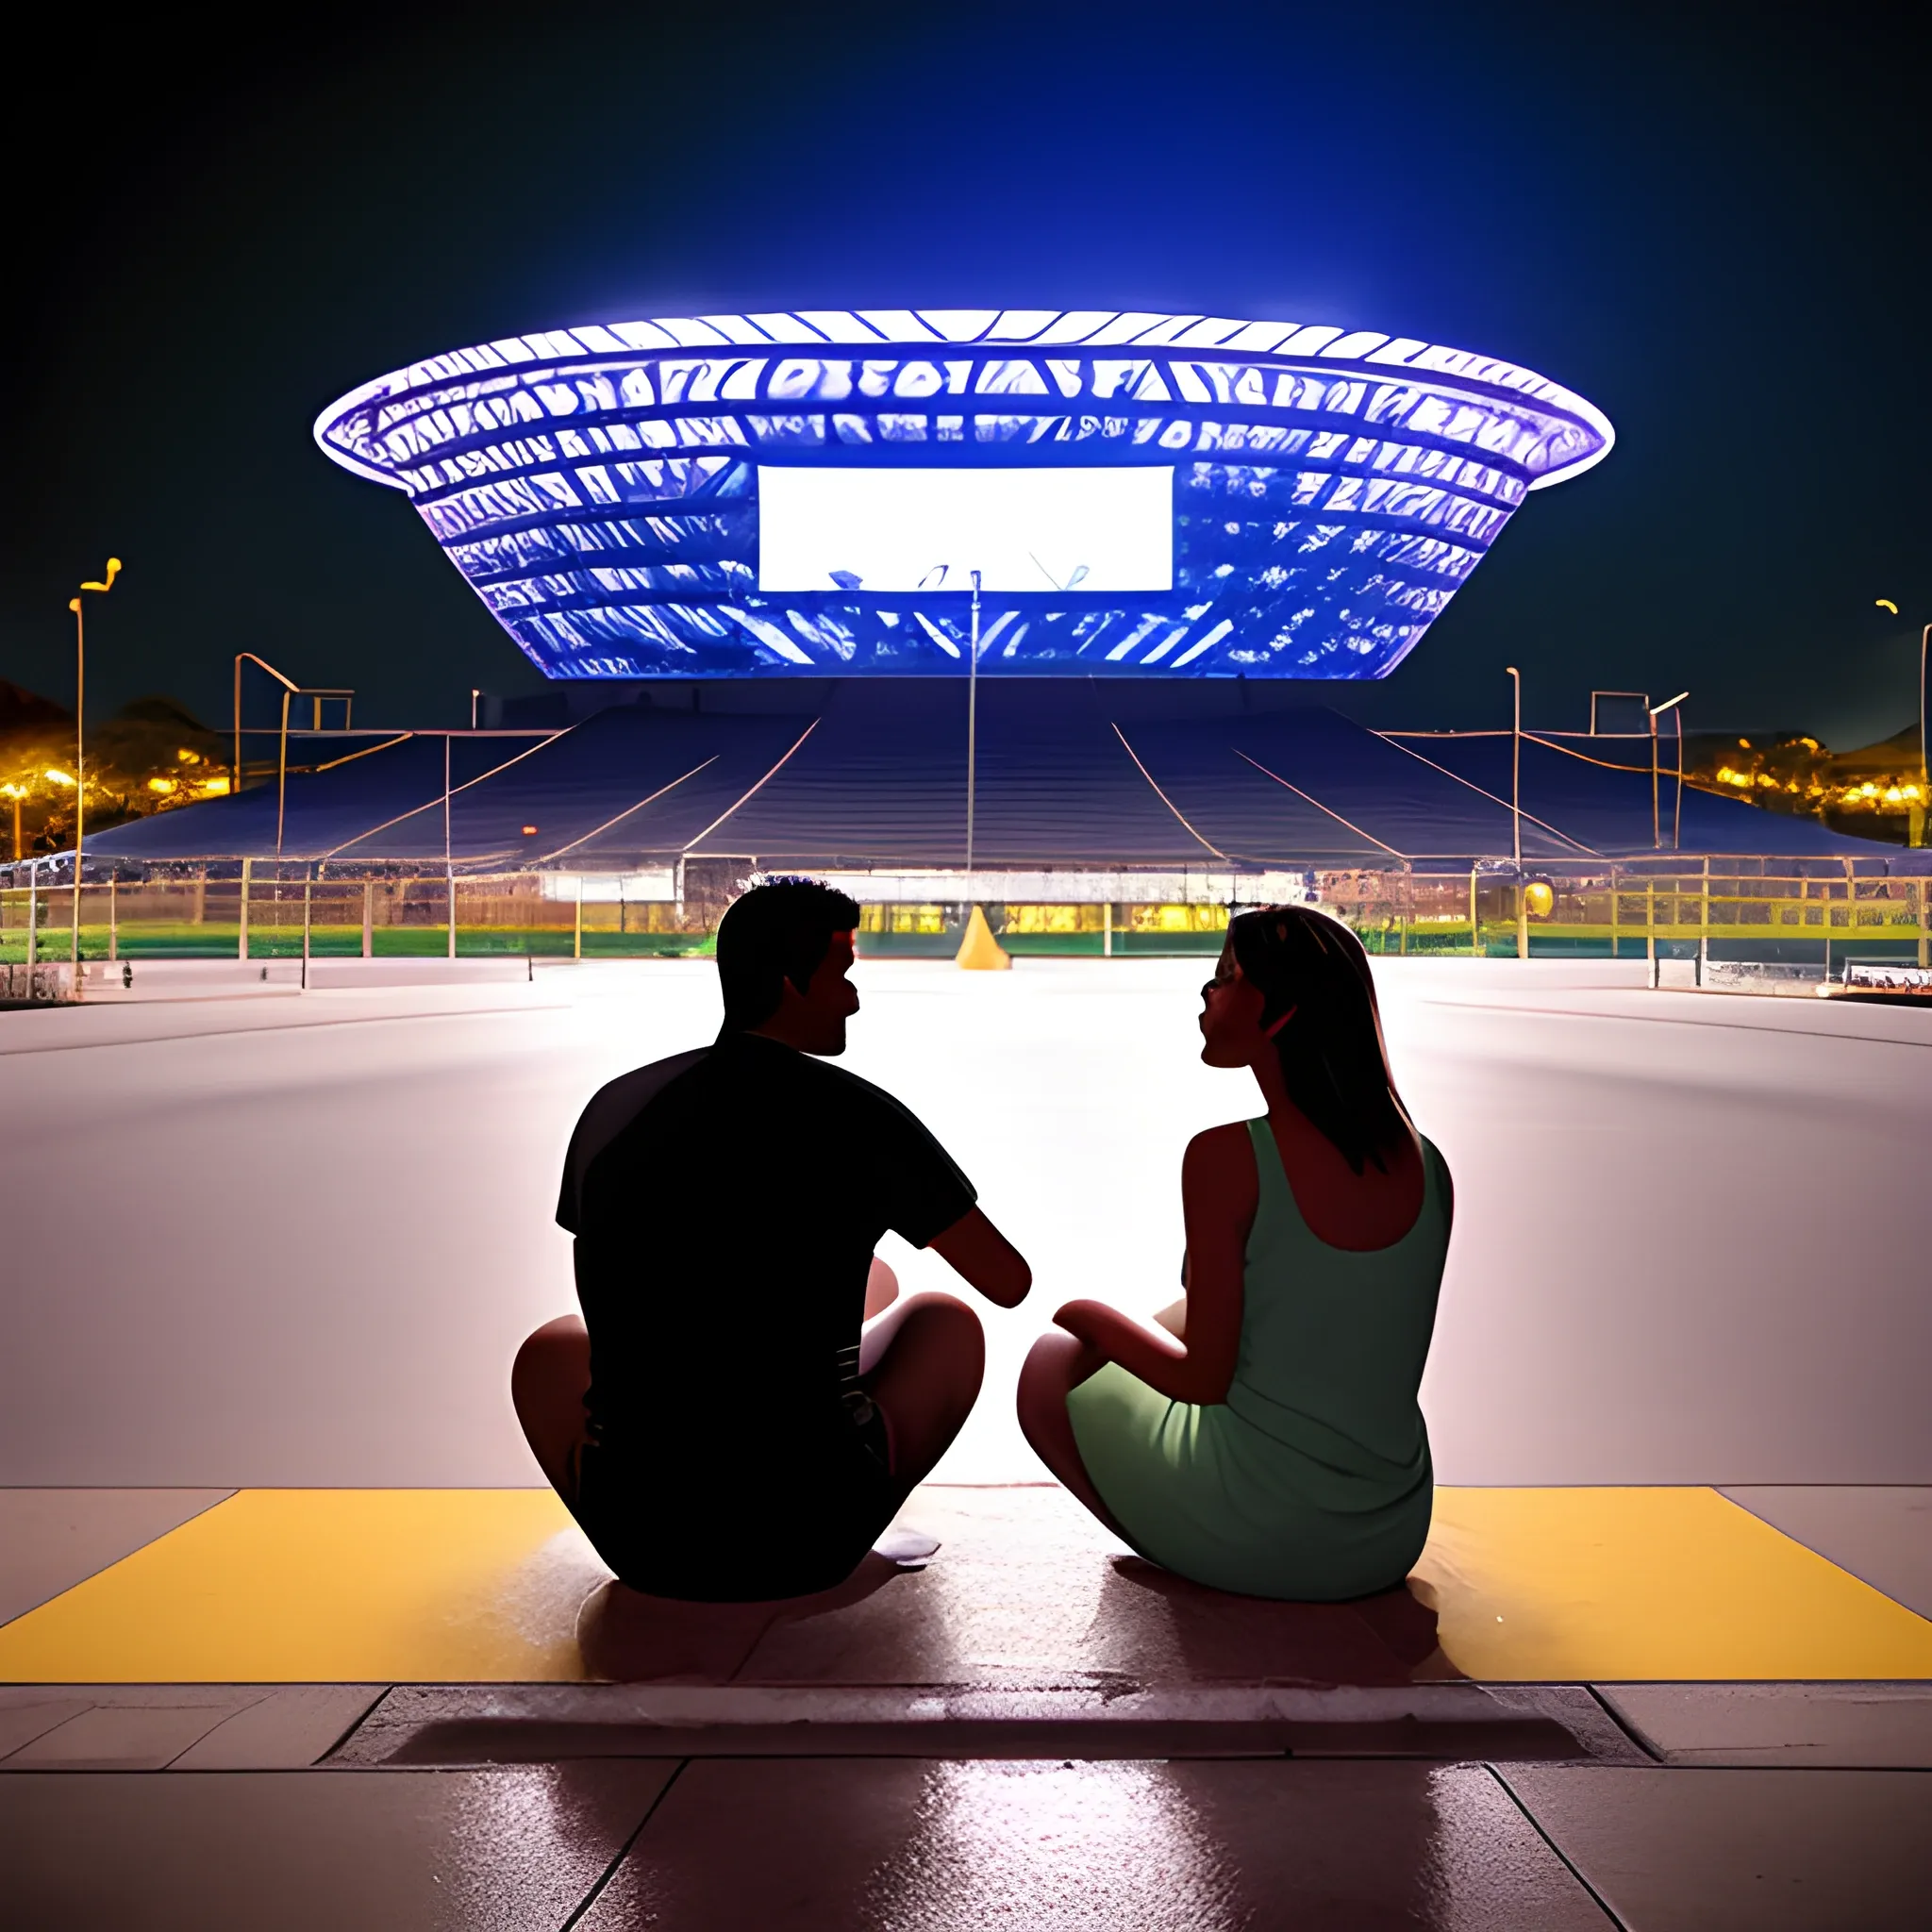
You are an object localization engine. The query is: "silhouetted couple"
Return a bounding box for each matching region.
[515,879,1451,1672]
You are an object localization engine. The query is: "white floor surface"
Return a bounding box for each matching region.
[3,957,1928,1487]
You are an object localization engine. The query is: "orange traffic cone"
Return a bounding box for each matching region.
[955,904,1011,971]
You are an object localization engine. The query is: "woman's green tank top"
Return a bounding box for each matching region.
[1220,1117,1450,1509]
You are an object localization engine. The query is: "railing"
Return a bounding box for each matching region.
[2,864,1927,974]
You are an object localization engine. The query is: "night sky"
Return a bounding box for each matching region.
[5,0,1925,746]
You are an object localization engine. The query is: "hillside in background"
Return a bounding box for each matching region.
[0,684,225,858]
[1685,723,1925,845]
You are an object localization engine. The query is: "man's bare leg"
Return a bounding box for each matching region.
[859,1290,984,1490]
[863,1255,899,1320]
[1016,1329,1133,1541]
[520,1276,971,1682]
[511,1314,591,1505]
[516,1257,900,1498]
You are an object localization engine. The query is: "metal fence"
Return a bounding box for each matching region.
[4,861,1926,972]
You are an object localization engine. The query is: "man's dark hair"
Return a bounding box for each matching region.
[716,876,862,1032]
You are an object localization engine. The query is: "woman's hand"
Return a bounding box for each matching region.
[1046,1124,1256,1407]
[1050,1294,1227,1406]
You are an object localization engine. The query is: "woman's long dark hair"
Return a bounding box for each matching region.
[1226,905,1410,1176]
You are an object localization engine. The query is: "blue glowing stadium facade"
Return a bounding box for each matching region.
[315,310,1612,681]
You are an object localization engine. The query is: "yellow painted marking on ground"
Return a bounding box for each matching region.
[1415,1487,1932,1681]
[0,1490,599,1683]
[7,1485,1930,1685]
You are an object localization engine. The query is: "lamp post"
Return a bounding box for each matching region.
[67,557,122,972]
[1920,624,1929,849]
[965,569,983,883]
[1648,691,1689,851]
[1507,667,1524,959]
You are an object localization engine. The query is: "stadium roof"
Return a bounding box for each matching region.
[311,309,1613,683]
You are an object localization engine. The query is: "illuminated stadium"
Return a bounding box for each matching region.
[313,308,1615,682]
[73,314,1926,892]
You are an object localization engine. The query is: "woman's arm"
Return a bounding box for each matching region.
[1053,1123,1256,1405]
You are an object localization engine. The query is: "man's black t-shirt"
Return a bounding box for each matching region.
[556,1031,974,1592]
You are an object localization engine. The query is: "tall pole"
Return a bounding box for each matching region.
[1674,702,1686,851]
[1506,666,1523,868]
[1920,623,1928,847]
[67,557,121,976]
[1649,691,1689,856]
[965,570,982,882]
[444,732,456,960]
[1650,711,1660,848]
[69,596,84,969]
[1507,667,1525,961]
[275,689,292,858]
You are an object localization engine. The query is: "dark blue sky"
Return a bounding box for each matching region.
[5,0,1925,744]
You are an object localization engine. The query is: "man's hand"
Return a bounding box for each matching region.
[927,1208,1031,1308]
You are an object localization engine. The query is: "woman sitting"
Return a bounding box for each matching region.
[1017,905,1453,1600]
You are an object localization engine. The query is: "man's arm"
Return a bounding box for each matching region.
[927,1207,1032,1308]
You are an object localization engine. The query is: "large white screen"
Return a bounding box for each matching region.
[757,465,1173,594]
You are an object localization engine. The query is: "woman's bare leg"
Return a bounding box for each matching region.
[1016,1329,1132,1541]
[511,1315,590,1507]
[859,1290,984,1490]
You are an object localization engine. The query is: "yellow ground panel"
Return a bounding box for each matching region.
[4,1486,1929,1684]
[1415,1487,1932,1681]
[0,1490,594,1684]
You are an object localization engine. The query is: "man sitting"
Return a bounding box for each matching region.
[514,877,1030,1641]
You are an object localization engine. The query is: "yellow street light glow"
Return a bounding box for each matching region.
[44,768,75,787]
[201,776,231,795]
[147,776,177,794]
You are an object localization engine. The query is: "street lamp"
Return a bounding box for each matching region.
[1920,623,1929,846]
[1506,667,1525,959]
[67,556,122,971]
[1648,691,1689,851]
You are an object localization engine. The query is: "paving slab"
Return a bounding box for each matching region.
[0,1489,232,1624]
[5,1700,257,1770]
[171,1684,388,1768]
[1504,1765,1932,1930]
[0,1763,673,1931]
[1721,1486,1932,1617]
[1596,1681,1932,1767]
[0,1683,381,1770]
[0,1696,93,1758]
[582,1757,1611,1929]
